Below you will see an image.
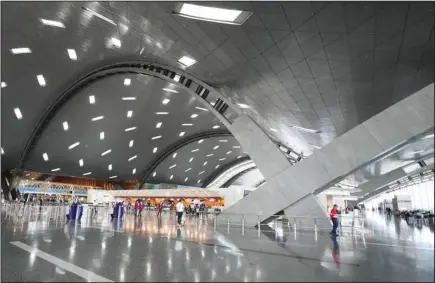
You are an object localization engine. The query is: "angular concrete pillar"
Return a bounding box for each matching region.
[222,83,434,228]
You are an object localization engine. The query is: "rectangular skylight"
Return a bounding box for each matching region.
[233,146,241,148]
[237,103,250,109]
[197,180,201,184]
[109,175,118,179]
[128,155,137,162]
[111,37,121,48]
[125,127,137,132]
[62,121,69,131]
[213,145,219,150]
[129,140,134,148]
[127,110,133,118]
[83,172,92,176]
[122,97,136,100]
[237,155,242,159]
[82,7,116,26]
[1,148,4,155]
[156,122,162,128]
[89,95,95,104]
[124,78,131,86]
[175,3,251,25]
[37,75,46,86]
[101,149,112,156]
[162,98,170,105]
[203,161,208,166]
[206,154,214,157]
[151,136,162,140]
[219,140,228,143]
[182,124,193,126]
[226,151,232,155]
[219,158,226,161]
[108,164,112,171]
[185,168,192,172]
[195,106,208,112]
[212,125,220,129]
[10,47,32,54]
[189,157,194,162]
[423,134,434,139]
[184,177,188,182]
[169,164,177,169]
[162,88,179,93]
[14,108,23,120]
[42,153,49,161]
[170,175,173,180]
[179,132,185,137]
[173,153,177,158]
[156,112,169,115]
[67,49,77,60]
[79,159,84,167]
[191,114,198,118]
[215,165,220,169]
[153,147,158,153]
[100,132,105,140]
[91,116,104,121]
[198,139,204,144]
[68,142,80,150]
[177,56,197,67]
[191,149,199,152]
[173,74,181,82]
[198,171,205,175]
[51,168,61,172]
[1,82,6,88]
[132,168,136,174]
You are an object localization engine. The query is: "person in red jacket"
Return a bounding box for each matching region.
[330,204,339,236]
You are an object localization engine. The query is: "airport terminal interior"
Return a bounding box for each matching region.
[1,1,434,282]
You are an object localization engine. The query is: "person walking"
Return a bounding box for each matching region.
[176,200,184,227]
[330,204,339,236]
[156,201,164,218]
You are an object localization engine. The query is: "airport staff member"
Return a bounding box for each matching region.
[176,200,184,226]
[330,204,339,236]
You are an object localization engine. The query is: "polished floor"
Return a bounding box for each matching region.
[1,204,434,282]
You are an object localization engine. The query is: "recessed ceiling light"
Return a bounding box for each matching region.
[178,55,197,67]
[195,106,208,112]
[153,172,156,177]
[128,155,138,162]
[237,103,250,109]
[40,18,65,28]
[173,74,181,82]
[219,158,226,161]
[198,171,205,175]
[129,140,134,148]
[79,159,84,167]
[101,149,112,156]
[37,75,46,86]
[173,153,177,158]
[68,142,80,150]
[198,139,204,144]
[111,37,121,48]
[189,157,194,162]
[206,154,214,157]
[176,3,248,25]
[83,172,92,176]
[42,153,49,161]
[270,128,278,132]
[109,175,118,179]
[153,147,158,153]
[10,47,31,54]
[124,78,131,86]
[122,97,136,101]
[156,122,162,128]
[1,148,4,155]
[108,164,112,171]
[51,168,61,172]
[162,88,179,93]
[156,112,169,115]
[132,168,136,174]
[215,165,220,169]
[89,95,95,104]
[91,116,104,121]
[170,175,174,180]
[100,132,105,140]
[184,177,188,182]
[169,164,177,169]
[190,114,198,118]
[213,145,219,150]
[203,161,208,166]
[62,121,69,131]
[237,155,242,159]
[212,125,220,129]
[191,149,199,152]
[151,136,162,140]
[219,140,228,143]
[127,110,133,118]
[179,132,185,137]
[185,168,192,172]
[162,98,170,105]
[125,127,137,132]
[67,49,77,60]
[82,7,116,26]
[233,146,241,149]
[290,125,320,133]
[226,151,232,155]
[182,124,193,126]
[197,180,201,184]
[1,82,6,88]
